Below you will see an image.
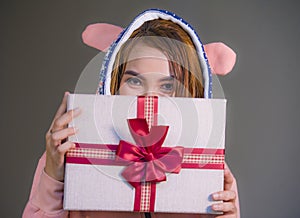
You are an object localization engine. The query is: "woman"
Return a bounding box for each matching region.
[23,9,240,218]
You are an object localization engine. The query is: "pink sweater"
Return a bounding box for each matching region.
[23,152,240,218]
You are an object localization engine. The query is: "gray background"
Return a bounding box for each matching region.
[1,0,299,217]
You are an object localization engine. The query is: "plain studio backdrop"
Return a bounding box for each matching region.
[1,1,299,217]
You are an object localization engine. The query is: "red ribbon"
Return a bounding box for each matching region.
[116,118,184,188]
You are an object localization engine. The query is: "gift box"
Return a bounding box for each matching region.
[64,93,226,214]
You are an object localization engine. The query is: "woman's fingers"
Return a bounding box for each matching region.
[48,92,69,133]
[212,202,236,212]
[51,108,81,133]
[211,190,236,215]
[53,92,69,120]
[210,163,238,217]
[50,127,78,146]
[213,190,236,201]
[45,92,82,182]
[57,141,76,155]
[45,140,76,181]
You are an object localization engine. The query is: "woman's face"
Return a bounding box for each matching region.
[119,44,175,96]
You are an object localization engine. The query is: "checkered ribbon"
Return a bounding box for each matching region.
[137,96,158,128]
[138,182,154,212]
[136,96,157,212]
[67,148,115,159]
[66,96,225,212]
[67,146,224,169]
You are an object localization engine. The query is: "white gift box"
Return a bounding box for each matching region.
[64,94,226,214]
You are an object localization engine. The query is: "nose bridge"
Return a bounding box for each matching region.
[143,79,160,96]
[144,89,159,97]
[144,92,159,97]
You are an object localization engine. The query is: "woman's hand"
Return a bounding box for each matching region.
[44,92,81,181]
[211,163,239,218]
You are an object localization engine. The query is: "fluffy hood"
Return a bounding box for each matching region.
[81,9,236,98]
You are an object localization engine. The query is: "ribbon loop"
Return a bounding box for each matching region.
[116,118,184,185]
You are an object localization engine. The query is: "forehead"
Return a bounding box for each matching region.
[127,43,168,62]
[125,43,170,76]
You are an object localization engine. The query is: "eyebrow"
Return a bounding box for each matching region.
[124,70,174,82]
[159,75,174,82]
[124,70,145,80]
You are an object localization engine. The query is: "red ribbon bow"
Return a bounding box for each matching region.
[116,118,184,188]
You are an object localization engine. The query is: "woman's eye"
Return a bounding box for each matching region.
[161,83,174,92]
[126,77,142,86]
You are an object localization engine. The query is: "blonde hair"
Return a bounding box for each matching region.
[110,19,204,98]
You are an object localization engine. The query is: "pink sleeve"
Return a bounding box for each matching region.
[22,152,69,218]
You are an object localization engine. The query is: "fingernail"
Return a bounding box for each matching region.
[73,127,79,132]
[73,107,81,114]
[213,193,220,200]
[212,204,222,211]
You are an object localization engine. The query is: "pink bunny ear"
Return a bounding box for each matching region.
[204,42,236,75]
[82,23,123,51]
